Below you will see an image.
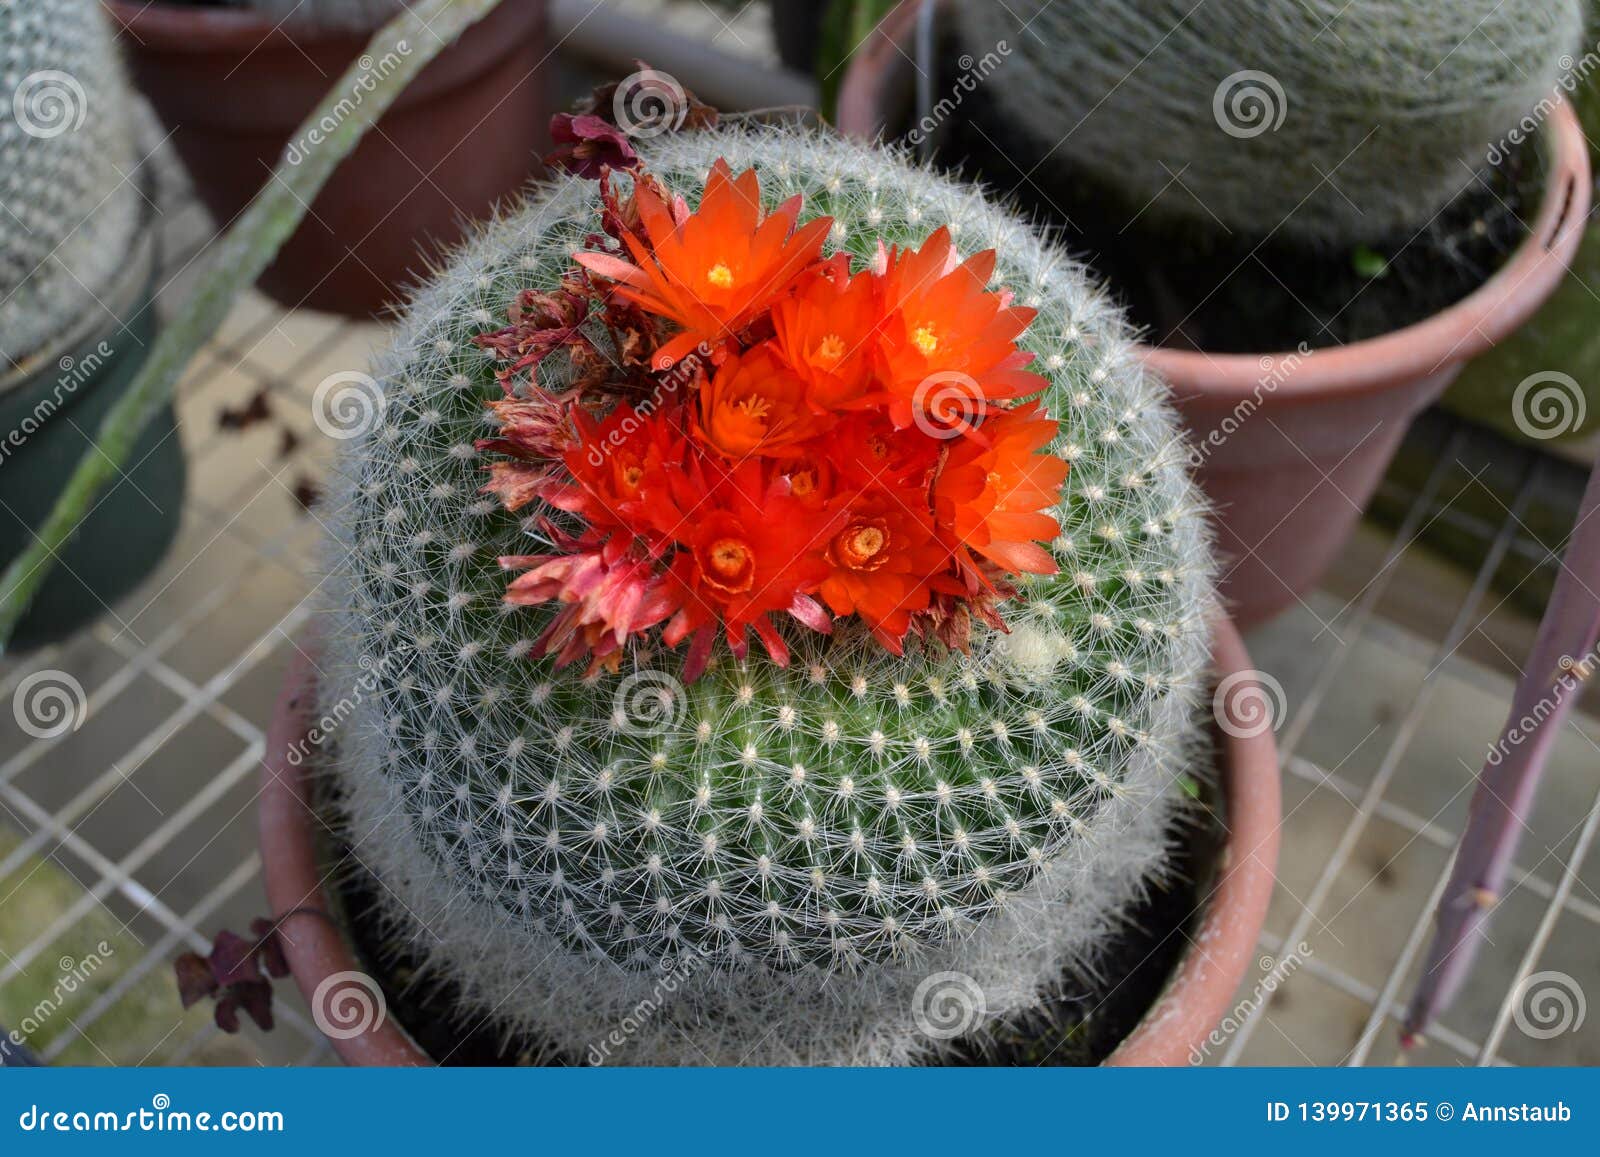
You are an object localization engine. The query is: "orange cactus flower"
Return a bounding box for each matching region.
[875,227,1048,430]
[770,255,881,411]
[933,402,1067,579]
[819,488,955,652]
[695,345,826,459]
[575,160,832,370]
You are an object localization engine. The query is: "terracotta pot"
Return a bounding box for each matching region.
[839,0,1591,629]
[105,1,550,318]
[259,615,1280,1066]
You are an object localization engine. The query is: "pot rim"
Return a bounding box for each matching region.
[102,0,547,78]
[258,614,1281,1066]
[838,0,1592,403]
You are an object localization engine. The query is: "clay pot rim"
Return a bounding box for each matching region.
[837,0,1592,402]
[258,614,1281,1067]
[106,0,414,51]
[102,0,548,108]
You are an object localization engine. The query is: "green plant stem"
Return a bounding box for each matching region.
[0,0,507,651]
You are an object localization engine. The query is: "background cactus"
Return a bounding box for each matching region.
[952,0,1584,245]
[319,124,1218,1064]
[0,0,141,366]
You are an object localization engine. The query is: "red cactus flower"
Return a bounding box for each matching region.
[538,401,690,537]
[695,345,825,459]
[770,254,882,411]
[818,487,955,652]
[575,160,832,370]
[875,227,1047,429]
[825,410,942,493]
[934,402,1067,580]
[657,457,836,675]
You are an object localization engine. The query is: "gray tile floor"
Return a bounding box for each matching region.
[1,4,1596,1069]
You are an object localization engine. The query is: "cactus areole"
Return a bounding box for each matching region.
[321,124,1217,1064]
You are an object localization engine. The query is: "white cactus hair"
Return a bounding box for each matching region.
[1,0,141,364]
[318,122,1219,1064]
[953,0,1585,243]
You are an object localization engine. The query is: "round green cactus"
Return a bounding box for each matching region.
[953,0,1584,244]
[320,124,1216,1064]
[1,0,141,365]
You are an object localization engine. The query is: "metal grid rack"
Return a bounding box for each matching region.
[2,30,1598,1071]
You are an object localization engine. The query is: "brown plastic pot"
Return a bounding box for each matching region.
[839,0,1592,629]
[259,615,1280,1066]
[105,0,550,318]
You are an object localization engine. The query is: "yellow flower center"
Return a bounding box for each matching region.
[735,394,773,421]
[911,324,939,356]
[702,536,755,593]
[814,333,846,364]
[986,470,1003,488]
[836,521,890,571]
[706,263,735,290]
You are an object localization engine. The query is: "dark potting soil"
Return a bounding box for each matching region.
[322,773,1225,1066]
[931,44,1538,355]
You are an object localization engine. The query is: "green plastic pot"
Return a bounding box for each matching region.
[0,228,186,653]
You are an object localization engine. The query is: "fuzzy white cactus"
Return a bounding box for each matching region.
[318,124,1218,1064]
[953,0,1584,243]
[0,0,141,364]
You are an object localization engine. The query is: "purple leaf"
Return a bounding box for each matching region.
[213,993,241,1035]
[174,952,218,1009]
[208,930,262,988]
[234,980,276,1033]
[250,918,290,979]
